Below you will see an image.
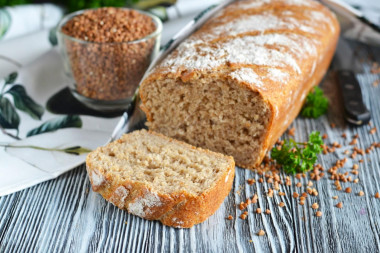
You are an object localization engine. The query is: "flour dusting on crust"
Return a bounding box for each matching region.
[163,36,304,75]
[266,68,290,82]
[156,0,334,81]
[171,217,185,228]
[128,190,162,217]
[211,14,317,39]
[89,168,105,187]
[109,186,130,209]
[229,68,263,88]
[227,0,313,13]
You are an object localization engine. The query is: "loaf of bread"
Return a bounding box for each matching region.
[139,0,339,169]
[86,129,235,228]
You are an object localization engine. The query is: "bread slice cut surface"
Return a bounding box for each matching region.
[86,129,235,228]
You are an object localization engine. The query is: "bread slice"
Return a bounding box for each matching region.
[139,0,339,169]
[86,129,235,228]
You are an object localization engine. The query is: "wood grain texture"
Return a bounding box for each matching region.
[1,41,380,253]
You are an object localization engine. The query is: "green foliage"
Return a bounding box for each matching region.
[271,131,324,174]
[63,145,92,155]
[301,87,329,118]
[0,96,20,129]
[63,0,127,12]
[6,85,44,120]
[48,27,58,46]
[0,72,83,141]
[0,0,136,11]
[27,115,82,137]
[0,0,31,7]
[4,72,17,84]
[0,72,44,136]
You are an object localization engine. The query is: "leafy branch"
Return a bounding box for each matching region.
[0,143,92,155]
[0,73,83,141]
[0,72,44,139]
[27,115,82,137]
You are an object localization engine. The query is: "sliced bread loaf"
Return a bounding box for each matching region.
[139,0,339,169]
[86,129,235,228]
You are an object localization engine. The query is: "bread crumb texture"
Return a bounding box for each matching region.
[86,130,235,228]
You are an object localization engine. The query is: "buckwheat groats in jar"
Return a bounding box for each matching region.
[59,8,159,101]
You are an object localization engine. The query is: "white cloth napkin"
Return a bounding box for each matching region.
[0,4,63,41]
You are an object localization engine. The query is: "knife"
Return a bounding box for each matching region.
[334,37,371,126]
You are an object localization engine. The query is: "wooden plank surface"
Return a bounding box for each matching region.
[1,41,380,253]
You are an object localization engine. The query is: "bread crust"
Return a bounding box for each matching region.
[86,130,235,228]
[140,0,340,169]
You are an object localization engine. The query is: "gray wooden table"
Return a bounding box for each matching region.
[1,41,380,253]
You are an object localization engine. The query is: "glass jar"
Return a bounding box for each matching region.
[56,8,162,112]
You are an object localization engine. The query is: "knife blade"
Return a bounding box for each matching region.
[334,37,371,126]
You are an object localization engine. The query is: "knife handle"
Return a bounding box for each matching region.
[337,70,371,126]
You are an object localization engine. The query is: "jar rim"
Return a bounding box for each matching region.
[56,7,162,45]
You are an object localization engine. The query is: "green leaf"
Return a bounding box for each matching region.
[63,146,92,155]
[301,87,329,118]
[48,27,58,46]
[271,131,324,174]
[0,96,20,130]
[4,72,17,85]
[27,115,82,137]
[6,85,44,120]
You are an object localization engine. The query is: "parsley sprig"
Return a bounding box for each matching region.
[301,87,329,118]
[271,131,324,174]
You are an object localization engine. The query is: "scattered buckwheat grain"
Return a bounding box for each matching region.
[257,230,265,236]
